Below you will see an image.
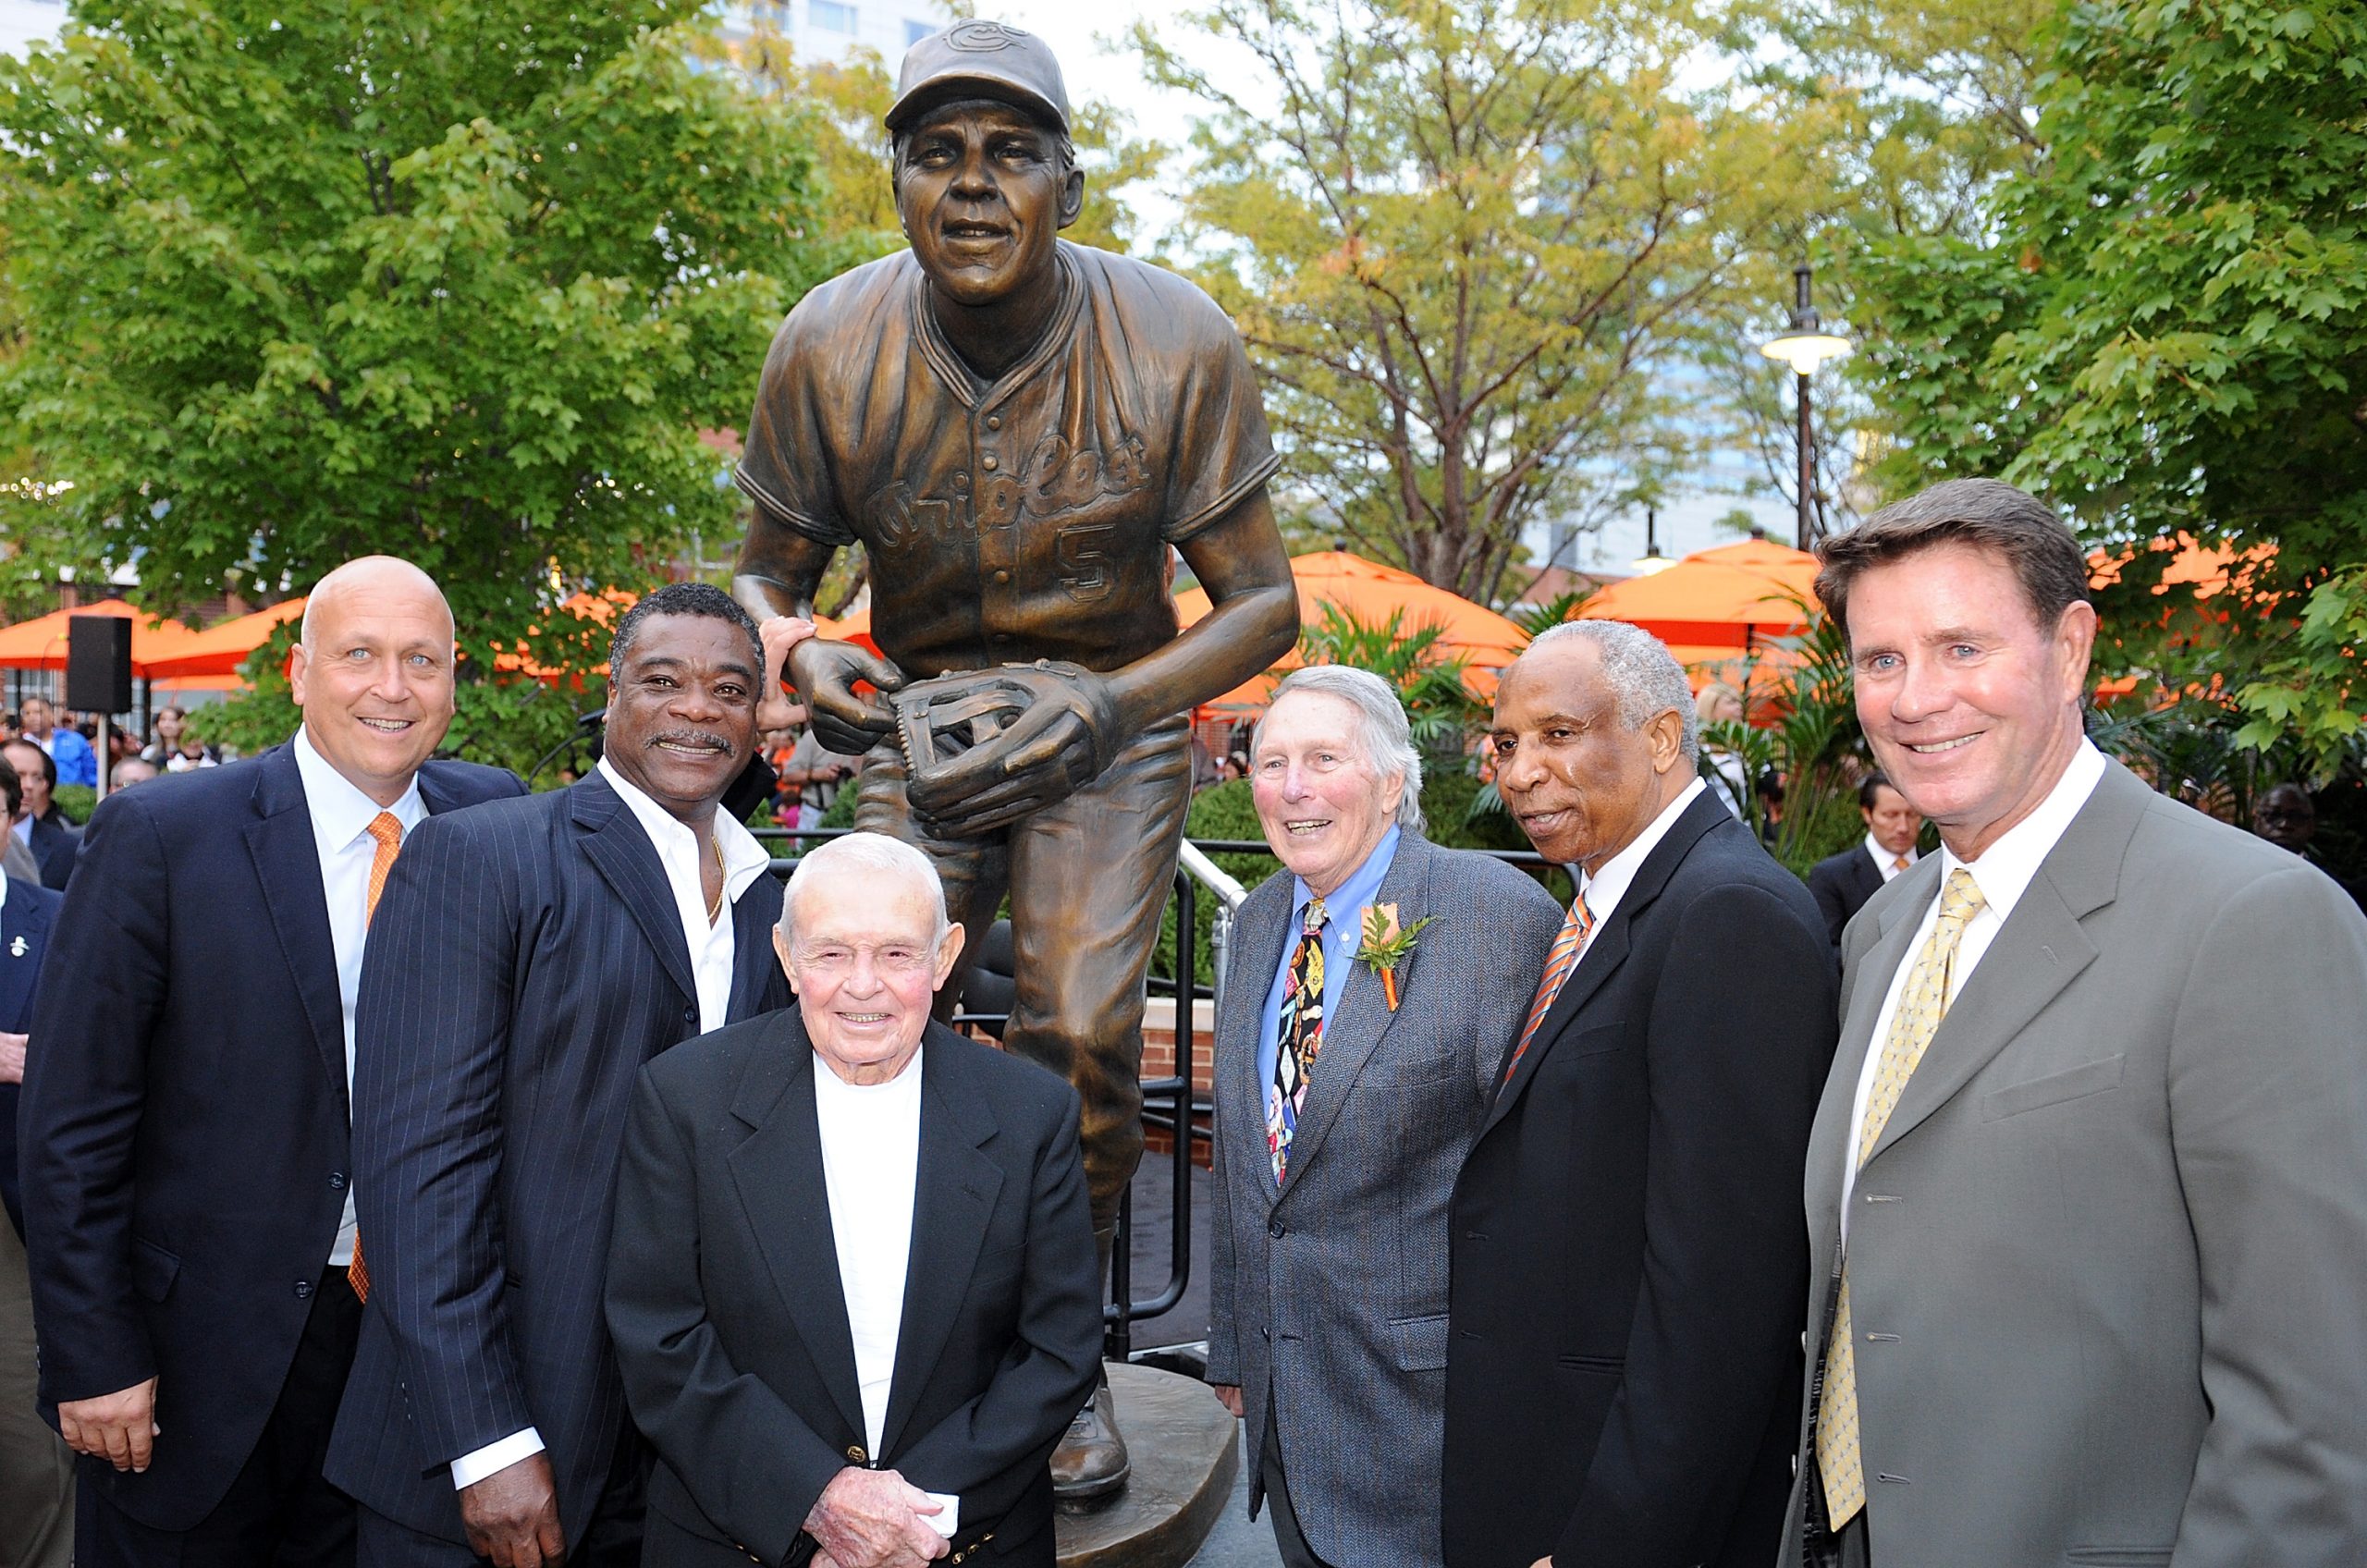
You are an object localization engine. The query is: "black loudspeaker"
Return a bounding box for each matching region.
[67,615,134,715]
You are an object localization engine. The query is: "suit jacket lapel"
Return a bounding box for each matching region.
[1860,763,2142,1166]
[1223,877,1293,1217]
[728,1017,867,1442]
[1275,835,1434,1199]
[0,888,52,1026]
[727,874,782,1023]
[878,1028,1002,1457]
[240,746,350,1106]
[570,775,699,1010]
[1481,793,1729,1137]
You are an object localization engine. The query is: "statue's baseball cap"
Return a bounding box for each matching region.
[886,19,1072,135]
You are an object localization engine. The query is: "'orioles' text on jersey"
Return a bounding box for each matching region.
[735,241,1282,680]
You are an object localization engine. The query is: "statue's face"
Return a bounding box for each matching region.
[896,100,1080,307]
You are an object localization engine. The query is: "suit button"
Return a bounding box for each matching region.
[329,1171,348,1191]
[683,1004,697,1024]
[1259,1326,1270,1341]
[294,1280,314,1300]
[846,1444,867,1463]
[1268,1219,1285,1239]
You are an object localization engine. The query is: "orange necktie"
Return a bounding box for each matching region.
[1502,892,1593,1084]
[347,812,403,1304]
[1892,854,1911,873]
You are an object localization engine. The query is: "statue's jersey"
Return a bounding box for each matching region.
[735,241,1281,679]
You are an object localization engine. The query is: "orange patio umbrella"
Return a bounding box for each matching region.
[1172,549,1528,709]
[140,598,307,680]
[0,599,202,676]
[1575,538,1820,648]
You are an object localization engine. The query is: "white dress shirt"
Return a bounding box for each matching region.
[1867,833,1918,885]
[595,756,773,1033]
[815,1047,924,1457]
[812,1048,961,1533]
[1577,777,1708,939]
[452,761,771,1491]
[290,727,425,1271]
[1838,741,2107,1239]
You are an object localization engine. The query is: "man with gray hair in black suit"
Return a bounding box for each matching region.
[1208,664,1563,1567]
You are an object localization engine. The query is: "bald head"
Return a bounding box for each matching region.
[301,556,453,651]
[289,556,459,807]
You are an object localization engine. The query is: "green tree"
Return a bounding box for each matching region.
[1135,0,1831,605]
[1841,0,2367,763]
[0,0,823,735]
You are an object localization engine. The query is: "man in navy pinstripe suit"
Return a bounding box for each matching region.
[327,584,797,1568]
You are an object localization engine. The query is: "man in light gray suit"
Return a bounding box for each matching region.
[1784,479,2367,1568]
[1208,666,1561,1568]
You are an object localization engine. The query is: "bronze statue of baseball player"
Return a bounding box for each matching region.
[731,20,1297,1499]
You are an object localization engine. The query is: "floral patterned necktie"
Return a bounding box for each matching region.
[1267,897,1327,1185]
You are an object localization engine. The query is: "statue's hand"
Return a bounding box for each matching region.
[790,639,906,756]
[754,616,818,734]
[902,661,1121,836]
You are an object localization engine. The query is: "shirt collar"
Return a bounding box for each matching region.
[596,755,772,894]
[1291,824,1402,930]
[1866,832,1916,870]
[1937,738,2107,924]
[292,726,425,849]
[1580,776,1707,915]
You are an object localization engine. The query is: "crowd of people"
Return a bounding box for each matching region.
[0,478,2364,1568]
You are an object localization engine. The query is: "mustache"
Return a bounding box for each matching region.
[646,729,732,753]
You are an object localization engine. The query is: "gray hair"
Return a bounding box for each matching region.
[1525,621,1700,763]
[779,830,951,951]
[1251,665,1426,832]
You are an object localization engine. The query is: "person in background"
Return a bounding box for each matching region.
[17,557,522,1568]
[1,757,72,1568]
[1806,774,1925,949]
[1,753,44,888]
[779,719,859,830]
[1695,683,1749,818]
[1,711,21,745]
[3,739,80,892]
[140,708,195,768]
[2251,782,2365,912]
[1208,666,1561,1568]
[18,696,97,790]
[108,758,158,792]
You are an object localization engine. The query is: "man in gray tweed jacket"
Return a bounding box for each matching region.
[1208,665,1562,1567]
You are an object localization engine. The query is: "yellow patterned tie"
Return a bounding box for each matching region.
[1818,868,1985,1528]
[1502,893,1593,1084]
[348,812,404,1305]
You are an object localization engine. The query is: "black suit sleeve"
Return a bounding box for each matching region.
[605,1066,848,1568]
[18,793,171,1403]
[349,814,535,1465]
[1807,858,1851,949]
[892,1085,1101,1515]
[1552,880,1834,1568]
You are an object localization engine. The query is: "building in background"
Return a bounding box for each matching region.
[711,0,941,65]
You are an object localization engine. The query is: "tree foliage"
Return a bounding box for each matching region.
[0,0,823,680]
[1136,0,1830,604]
[1841,0,2367,766]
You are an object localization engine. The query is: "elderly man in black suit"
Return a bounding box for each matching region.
[1806,775,1924,949]
[3,737,80,891]
[607,830,1101,1568]
[17,557,524,1568]
[1442,620,1837,1568]
[326,583,806,1568]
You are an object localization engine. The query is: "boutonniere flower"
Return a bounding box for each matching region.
[1355,902,1436,1011]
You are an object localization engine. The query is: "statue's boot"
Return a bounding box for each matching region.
[1050,1228,1130,1503]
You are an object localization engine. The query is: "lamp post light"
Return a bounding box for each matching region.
[1630,507,1674,575]
[1760,262,1851,550]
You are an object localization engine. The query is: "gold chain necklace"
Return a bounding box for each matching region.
[704,833,726,925]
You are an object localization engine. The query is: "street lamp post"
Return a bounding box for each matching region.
[1760,262,1851,550]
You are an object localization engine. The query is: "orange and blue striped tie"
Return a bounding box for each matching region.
[1502,892,1593,1084]
[346,812,404,1305]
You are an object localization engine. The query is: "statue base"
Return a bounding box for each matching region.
[1054,1363,1237,1568]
